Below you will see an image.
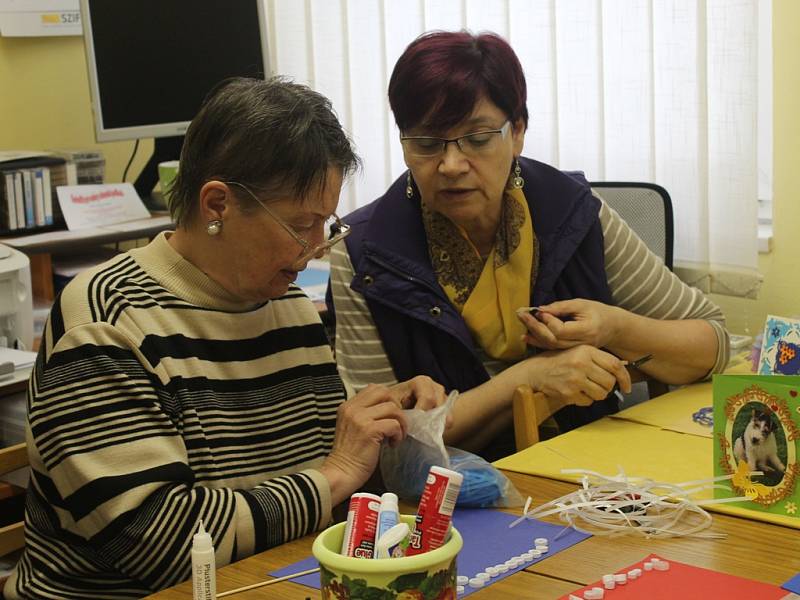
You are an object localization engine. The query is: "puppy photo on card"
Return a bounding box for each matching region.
[732,403,787,487]
[714,377,800,517]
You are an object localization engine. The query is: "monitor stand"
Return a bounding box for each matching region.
[133,135,184,211]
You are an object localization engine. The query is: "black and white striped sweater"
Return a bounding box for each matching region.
[5,233,340,599]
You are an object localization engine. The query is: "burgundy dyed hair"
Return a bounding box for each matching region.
[388,30,528,133]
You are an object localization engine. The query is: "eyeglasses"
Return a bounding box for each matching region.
[400,121,511,158]
[224,181,350,265]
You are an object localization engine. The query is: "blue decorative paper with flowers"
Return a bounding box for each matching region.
[759,315,800,375]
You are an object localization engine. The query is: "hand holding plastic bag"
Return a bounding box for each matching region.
[380,391,523,507]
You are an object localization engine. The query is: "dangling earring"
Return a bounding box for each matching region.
[206,219,222,236]
[510,158,524,190]
[406,171,414,199]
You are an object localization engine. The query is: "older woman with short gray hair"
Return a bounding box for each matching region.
[6,76,446,600]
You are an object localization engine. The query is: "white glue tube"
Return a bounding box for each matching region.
[192,520,216,600]
[374,522,411,559]
[374,492,399,552]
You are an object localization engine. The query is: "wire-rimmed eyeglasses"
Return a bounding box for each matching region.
[224,181,350,264]
[400,121,511,158]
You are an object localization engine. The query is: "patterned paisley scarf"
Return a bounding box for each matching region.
[423,187,536,360]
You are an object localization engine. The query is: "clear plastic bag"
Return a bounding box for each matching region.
[380,393,524,508]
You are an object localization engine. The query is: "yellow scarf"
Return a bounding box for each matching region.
[424,187,535,361]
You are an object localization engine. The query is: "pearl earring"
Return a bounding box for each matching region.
[206,219,222,236]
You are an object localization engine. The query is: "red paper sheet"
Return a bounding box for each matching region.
[560,553,786,600]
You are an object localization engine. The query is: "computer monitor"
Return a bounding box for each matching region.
[81,0,270,202]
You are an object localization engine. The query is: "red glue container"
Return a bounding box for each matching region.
[340,492,381,558]
[406,466,463,556]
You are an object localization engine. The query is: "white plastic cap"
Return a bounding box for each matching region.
[456,575,469,586]
[380,492,399,510]
[468,577,484,588]
[192,520,213,552]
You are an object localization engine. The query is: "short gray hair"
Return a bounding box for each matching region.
[169,76,360,225]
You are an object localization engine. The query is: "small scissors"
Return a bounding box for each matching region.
[625,354,654,370]
[612,354,654,399]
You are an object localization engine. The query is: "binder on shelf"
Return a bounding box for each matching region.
[0,152,79,236]
[2,173,17,231]
[42,168,53,225]
[21,170,34,229]
[33,168,45,227]
[13,173,24,231]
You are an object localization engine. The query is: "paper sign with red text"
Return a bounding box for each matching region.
[56,183,149,230]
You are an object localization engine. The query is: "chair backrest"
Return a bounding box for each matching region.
[590,182,674,271]
[0,442,27,558]
[512,385,578,451]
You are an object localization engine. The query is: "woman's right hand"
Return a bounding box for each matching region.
[524,345,632,407]
[319,384,409,506]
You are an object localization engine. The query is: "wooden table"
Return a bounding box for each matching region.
[145,470,800,599]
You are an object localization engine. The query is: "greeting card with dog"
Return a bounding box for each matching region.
[713,374,800,520]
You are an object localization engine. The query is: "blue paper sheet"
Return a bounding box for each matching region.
[783,572,800,594]
[294,260,330,302]
[269,508,590,597]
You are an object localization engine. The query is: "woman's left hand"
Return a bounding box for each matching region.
[387,375,452,427]
[518,298,623,350]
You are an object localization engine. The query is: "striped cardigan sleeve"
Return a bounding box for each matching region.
[27,318,328,593]
[329,245,398,393]
[597,198,730,375]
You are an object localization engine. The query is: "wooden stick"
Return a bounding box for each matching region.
[216,567,320,598]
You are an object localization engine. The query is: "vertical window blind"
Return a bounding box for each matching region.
[265,0,769,297]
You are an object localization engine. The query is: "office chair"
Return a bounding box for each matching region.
[590,182,674,271]
[592,181,674,398]
[512,182,676,449]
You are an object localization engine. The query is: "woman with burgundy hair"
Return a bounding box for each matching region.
[327,31,728,456]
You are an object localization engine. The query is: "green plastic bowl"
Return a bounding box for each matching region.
[312,514,462,599]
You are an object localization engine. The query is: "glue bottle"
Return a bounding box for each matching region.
[375,493,399,543]
[191,520,216,600]
[406,466,463,556]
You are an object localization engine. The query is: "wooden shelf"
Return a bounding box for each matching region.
[0,214,173,303]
